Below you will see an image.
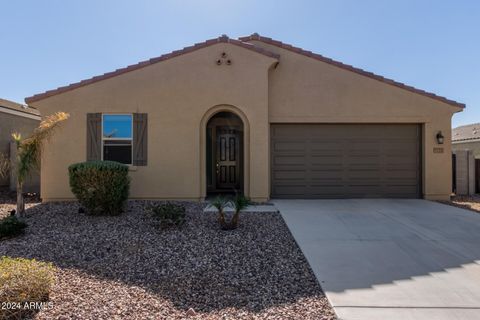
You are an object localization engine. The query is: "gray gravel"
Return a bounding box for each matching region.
[0,197,336,320]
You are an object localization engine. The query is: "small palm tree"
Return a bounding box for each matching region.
[0,112,69,217]
[211,196,229,226]
[211,194,250,230]
[229,194,250,229]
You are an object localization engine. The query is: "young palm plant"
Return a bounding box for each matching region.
[0,112,69,217]
[211,195,229,227]
[229,194,250,230]
[211,194,251,230]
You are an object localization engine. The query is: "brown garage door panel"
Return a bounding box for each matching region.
[271,124,421,199]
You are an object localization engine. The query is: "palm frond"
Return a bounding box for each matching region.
[15,112,69,183]
[211,196,229,212]
[231,195,251,213]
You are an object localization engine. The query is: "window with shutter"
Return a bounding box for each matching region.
[87,113,147,166]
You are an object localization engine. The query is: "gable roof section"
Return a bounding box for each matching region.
[25,35,279,104]
[239,33,465,109]
[0,98,41,120]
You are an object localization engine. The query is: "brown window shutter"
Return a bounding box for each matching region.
[133,113,148,166]
[86,113,102,161]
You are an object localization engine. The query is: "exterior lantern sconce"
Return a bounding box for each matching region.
[436,131,444,144]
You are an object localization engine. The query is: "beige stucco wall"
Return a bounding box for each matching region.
[30,43,277,202]
[29,40,461,202]
[247,40,461,200]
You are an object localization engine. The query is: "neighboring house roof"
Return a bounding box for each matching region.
[0,98,41,120]
[24,35,279,104]
[239,33,465,109]
[25,33,465,109]
[452,123,480,142]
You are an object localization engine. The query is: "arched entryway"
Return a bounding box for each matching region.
[205,111,244,196]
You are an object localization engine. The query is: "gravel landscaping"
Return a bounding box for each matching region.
[438,195,480,214]
[0,190,335,319]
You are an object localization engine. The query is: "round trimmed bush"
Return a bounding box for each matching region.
[68,161,130,215]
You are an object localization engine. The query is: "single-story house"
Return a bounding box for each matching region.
[25,34,464,202]
[0,98,41,191]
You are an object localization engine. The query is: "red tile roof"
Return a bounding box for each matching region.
[239,33,465,109]
[25,35,279,104]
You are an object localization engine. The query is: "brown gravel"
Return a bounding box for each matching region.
[0,193,336,319]
[438,195,480,214]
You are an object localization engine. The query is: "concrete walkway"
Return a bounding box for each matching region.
[203,203,278,213]
[273,199,480,320]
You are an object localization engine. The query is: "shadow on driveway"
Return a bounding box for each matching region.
[274,199,480,319]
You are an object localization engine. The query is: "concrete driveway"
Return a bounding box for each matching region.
[273,199,480,320]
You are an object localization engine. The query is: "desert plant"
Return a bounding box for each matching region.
[0,112,69,217]
[228,194,251,229]
[211,196,229,227]
[0,256,55,320]
[211,195,251,230]
[68,160,130,215]
[0,216,27,240]
[150,202,186,227]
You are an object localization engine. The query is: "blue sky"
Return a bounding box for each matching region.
[1,0,478,127]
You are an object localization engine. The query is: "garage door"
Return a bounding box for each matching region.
[271,124,421,198]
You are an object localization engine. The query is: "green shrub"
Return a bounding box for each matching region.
[0,257,55,320]
[68,161,130,215]
[0,216,27,239]
[150,202,186,227]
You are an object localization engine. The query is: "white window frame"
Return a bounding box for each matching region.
[101,113,134,165]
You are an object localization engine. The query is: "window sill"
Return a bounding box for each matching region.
[128,166,138,172]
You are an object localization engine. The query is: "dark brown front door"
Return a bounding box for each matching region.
[216,127,240,190]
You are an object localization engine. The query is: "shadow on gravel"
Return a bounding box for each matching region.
[0,200,327,315]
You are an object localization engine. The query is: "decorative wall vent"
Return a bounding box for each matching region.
[216,52,232,66]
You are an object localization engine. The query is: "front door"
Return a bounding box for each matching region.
[216,126,240,190]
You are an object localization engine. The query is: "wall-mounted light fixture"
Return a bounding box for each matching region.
[436,131,444,144]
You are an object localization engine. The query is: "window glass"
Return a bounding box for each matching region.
[103,114,132,138]
[102,114,132,164]
[103,142,132,164]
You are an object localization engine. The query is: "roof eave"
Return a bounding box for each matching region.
[25,35,279,104]
[240,34,465,109]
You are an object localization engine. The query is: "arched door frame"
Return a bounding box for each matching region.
[200,104,250,199]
